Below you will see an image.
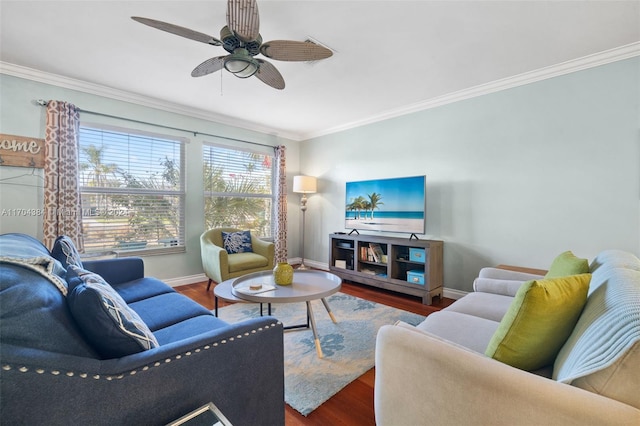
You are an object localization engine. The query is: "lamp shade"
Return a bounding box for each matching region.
[293,175,317,194]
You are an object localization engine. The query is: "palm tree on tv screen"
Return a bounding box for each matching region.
[368,192,383,219]
[347,196,367,220]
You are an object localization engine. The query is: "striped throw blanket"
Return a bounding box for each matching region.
[553,258,640,385]
[0,255,68,295]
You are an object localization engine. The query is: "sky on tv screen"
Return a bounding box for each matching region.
[345,175,425,212]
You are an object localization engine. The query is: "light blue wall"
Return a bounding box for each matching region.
[3,58,639,291]
[301,57,640,292]
[0,74,301,281]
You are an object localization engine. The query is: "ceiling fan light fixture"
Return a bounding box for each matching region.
[134,0,334,89]
[224,48,259,78]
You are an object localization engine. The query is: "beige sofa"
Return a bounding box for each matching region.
[375,250,640,425]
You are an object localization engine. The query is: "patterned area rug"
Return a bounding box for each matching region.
[216,292,425,416]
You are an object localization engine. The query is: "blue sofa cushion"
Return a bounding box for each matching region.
[128,292,214,331]
[152,315,229,345]
[51,235,83,270]
[110,277,176,303]
[66,266,159,358]
[0,264,98,357]
[83,257,144,286]
[0,232,51,258]
[0,233,68,294]
[222,230,253,254]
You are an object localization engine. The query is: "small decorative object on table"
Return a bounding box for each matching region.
[273,262,294,285]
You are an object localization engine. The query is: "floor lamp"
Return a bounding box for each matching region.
[293,175,317,270]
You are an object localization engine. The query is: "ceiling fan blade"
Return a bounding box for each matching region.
[132,17,222,46]
[255,59,285,90]
[260,40,333,62]
[226,0,260,43]
[191,56,227,77]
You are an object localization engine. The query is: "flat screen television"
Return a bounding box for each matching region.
[345,175,426,235]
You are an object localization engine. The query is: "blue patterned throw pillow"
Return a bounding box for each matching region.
[222,230,253,254]
[66,265,159,358]
[51,235,83,270]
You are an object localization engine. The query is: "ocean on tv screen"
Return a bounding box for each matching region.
[345,175,426,234]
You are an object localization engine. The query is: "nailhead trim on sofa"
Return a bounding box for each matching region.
[1,322,280,381]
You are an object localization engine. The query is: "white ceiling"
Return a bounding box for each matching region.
[1,1,639,141]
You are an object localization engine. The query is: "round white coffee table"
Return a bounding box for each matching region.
[214,270,342,358]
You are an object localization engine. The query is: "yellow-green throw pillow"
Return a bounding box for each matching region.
[485,274,591,371]
[545,251,589,278]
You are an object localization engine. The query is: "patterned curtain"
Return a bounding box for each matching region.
[43,101,84,251]
[273,145,288,262]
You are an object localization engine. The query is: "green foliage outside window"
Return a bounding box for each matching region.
[78,127,185,253]
[203,146,273,238]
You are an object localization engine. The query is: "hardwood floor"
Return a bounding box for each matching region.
[175,279,454,425]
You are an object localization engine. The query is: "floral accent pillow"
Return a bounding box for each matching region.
[222,230,253,254]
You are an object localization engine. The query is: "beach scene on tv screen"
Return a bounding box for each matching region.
[345,175,425,234]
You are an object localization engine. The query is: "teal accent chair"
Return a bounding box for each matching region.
[200,228,275,291]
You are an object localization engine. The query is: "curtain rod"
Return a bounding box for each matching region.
[36,99,276,150]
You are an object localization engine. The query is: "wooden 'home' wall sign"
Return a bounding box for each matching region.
[0,133,46,168]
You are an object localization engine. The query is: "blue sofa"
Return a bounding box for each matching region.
[0,233,285,425]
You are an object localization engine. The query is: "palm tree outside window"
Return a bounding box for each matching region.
[202,143,275,238]
[77,125,186,255]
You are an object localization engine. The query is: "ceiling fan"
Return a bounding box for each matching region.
[132,0,333,90]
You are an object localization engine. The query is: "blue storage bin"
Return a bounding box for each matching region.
[407,270,425,285]
[409,248,425,263]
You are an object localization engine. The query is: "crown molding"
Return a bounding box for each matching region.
[3,41,638,142]
[301,41,640,140]
[0,62,302,141]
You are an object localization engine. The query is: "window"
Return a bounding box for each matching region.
[78,125,186,255]
[203,144,274,238]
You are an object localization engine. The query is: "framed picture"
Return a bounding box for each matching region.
[166,402,233,426]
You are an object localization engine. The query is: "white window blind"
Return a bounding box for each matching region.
[78,126,186,255]
[203,143,274,238]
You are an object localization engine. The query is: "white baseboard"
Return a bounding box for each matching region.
[298,258,328,271]
[443,288,467,300]
[163,273,208,288]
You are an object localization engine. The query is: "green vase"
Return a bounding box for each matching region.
[273,262,294,285]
